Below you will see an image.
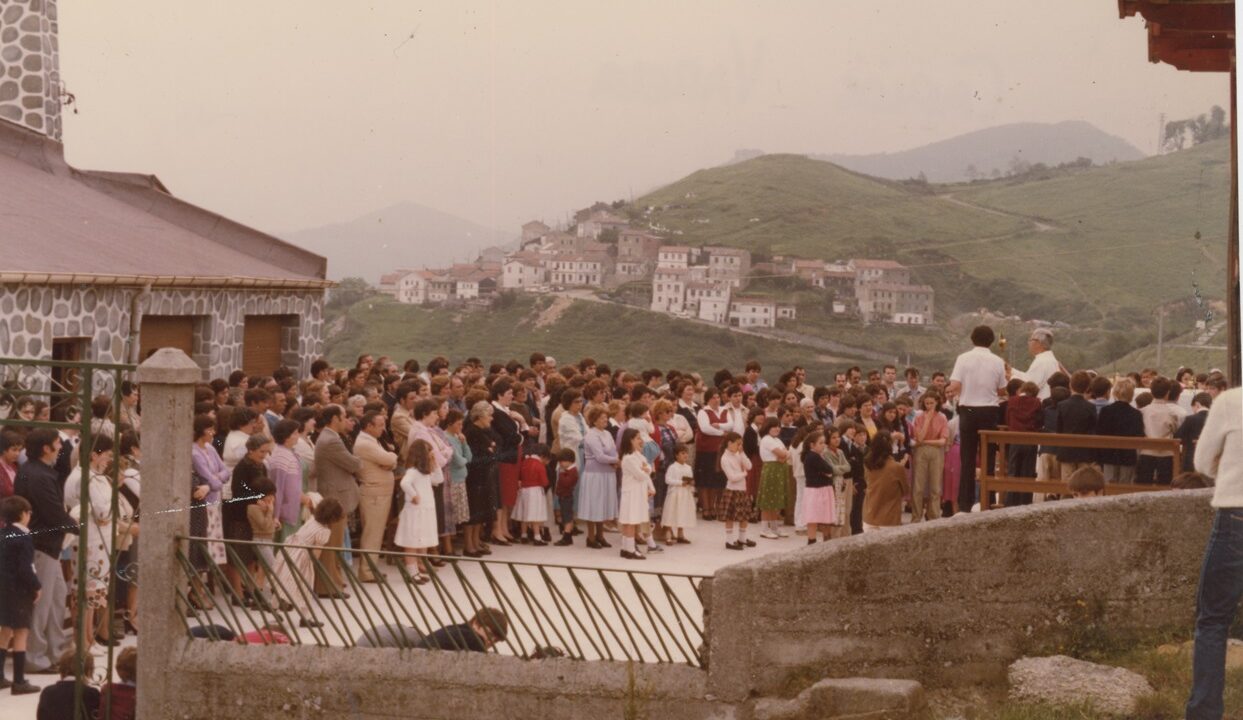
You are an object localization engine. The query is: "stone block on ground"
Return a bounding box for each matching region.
[754,677,925,720]
[1008,655,1153,716]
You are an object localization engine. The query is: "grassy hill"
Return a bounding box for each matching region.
[636,154,1028,260]
[947,138,1230,323]
[325,294,877,379]
[633,140,1231,349]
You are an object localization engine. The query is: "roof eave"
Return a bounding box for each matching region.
[0,272,335,290]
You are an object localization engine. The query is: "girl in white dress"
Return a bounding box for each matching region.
[271,497,343,628]
[395,439,440,583]
[617,429,655,561]
[660,445,697,543]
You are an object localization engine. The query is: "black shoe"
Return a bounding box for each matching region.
[571,528,584,536]
[95,634,121,647]
[597,538,612,548]
[620,550,645,560]
[10,681,39,696]
[0,679,10,690]
[519,536,531,545]
[540,528,553,542]
[464,550,485,558]
[586,540,602,549]
[532,539,547,547]
[743,539,756,547]
[725,541,744,550]
[554,535,573,546]
[299,618,323,628]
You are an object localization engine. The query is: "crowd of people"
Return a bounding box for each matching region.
[0,325,1238,713]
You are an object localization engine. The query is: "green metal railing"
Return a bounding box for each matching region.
[174,537,709,666]
[1,356,135,720]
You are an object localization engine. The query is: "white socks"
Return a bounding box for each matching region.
[646,536,658,549]
[738,527,748,542]
[622,536,635,553]
[725,528,736,544]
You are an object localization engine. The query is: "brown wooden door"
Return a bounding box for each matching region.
[242,316,284,377]
[140,315,194,362]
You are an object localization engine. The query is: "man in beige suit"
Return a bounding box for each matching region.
[313,405,361,597]
[389,382,418,456]
[354,412,397,581]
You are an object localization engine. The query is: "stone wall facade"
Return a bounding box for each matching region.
[705,490,1215,702]
[163,644,730,720]
[0,283,324,380]
[0,0,61,140]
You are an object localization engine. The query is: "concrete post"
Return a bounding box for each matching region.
[135,349,201,720]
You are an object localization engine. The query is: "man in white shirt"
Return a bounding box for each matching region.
[1010,328,1062,400]
[945,325,1008,513]
[723,385,748,435]
[1186,386,1242,719]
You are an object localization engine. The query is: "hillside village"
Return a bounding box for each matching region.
[377,207,935,330]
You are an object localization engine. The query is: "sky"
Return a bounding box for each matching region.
[58,0,1231,238]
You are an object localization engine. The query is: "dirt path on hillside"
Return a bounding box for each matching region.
[534,295,574,328]
[938,193,1063,233]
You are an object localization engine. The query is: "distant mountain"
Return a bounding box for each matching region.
[283,203,512,281]
[814,121,1146,182]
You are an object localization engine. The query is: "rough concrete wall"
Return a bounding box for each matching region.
[706,490,1214,701]
[0,284,324,379]
[161,643,732,720]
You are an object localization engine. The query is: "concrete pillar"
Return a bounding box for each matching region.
[135,348,201,719]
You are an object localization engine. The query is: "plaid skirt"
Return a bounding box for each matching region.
[717,489,753,523]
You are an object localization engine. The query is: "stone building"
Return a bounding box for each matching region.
[0,0,330,380]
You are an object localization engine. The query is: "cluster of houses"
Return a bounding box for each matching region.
[377,259,503,306]
[378,208,935,329]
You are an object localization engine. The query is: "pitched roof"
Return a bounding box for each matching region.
[851,259,905,270]
[0,120,329,288]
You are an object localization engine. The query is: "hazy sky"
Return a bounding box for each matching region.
[58,0,1230,237]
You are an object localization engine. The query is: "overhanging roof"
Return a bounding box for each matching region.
[0,119,331,289]
[1119,0,1236,71]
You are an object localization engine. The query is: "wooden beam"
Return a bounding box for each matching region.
[1121,0,1235,31]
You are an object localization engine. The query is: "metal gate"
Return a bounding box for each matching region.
[0,356,134,720]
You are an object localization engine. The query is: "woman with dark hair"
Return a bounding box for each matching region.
[862,432,910,532]
[291,407,318,488]
[269,419,308,542]
[489,378,522,545]
[695,387,730,520]
[222,435,273,607]
[463,401,499,557]
[191,415,229,574]
[63,435,121,647]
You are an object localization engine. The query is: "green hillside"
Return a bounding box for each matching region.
[325,294,876,379]
[637,154,1027,259]
[634,142,1230,327]
[949,138,1230,323]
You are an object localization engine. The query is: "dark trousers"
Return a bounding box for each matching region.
[957,405,999,511]
[1004,444,1037,506]
[1186,509,1243,719]
[1136,455,1174,485]
[850,480,865,535]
